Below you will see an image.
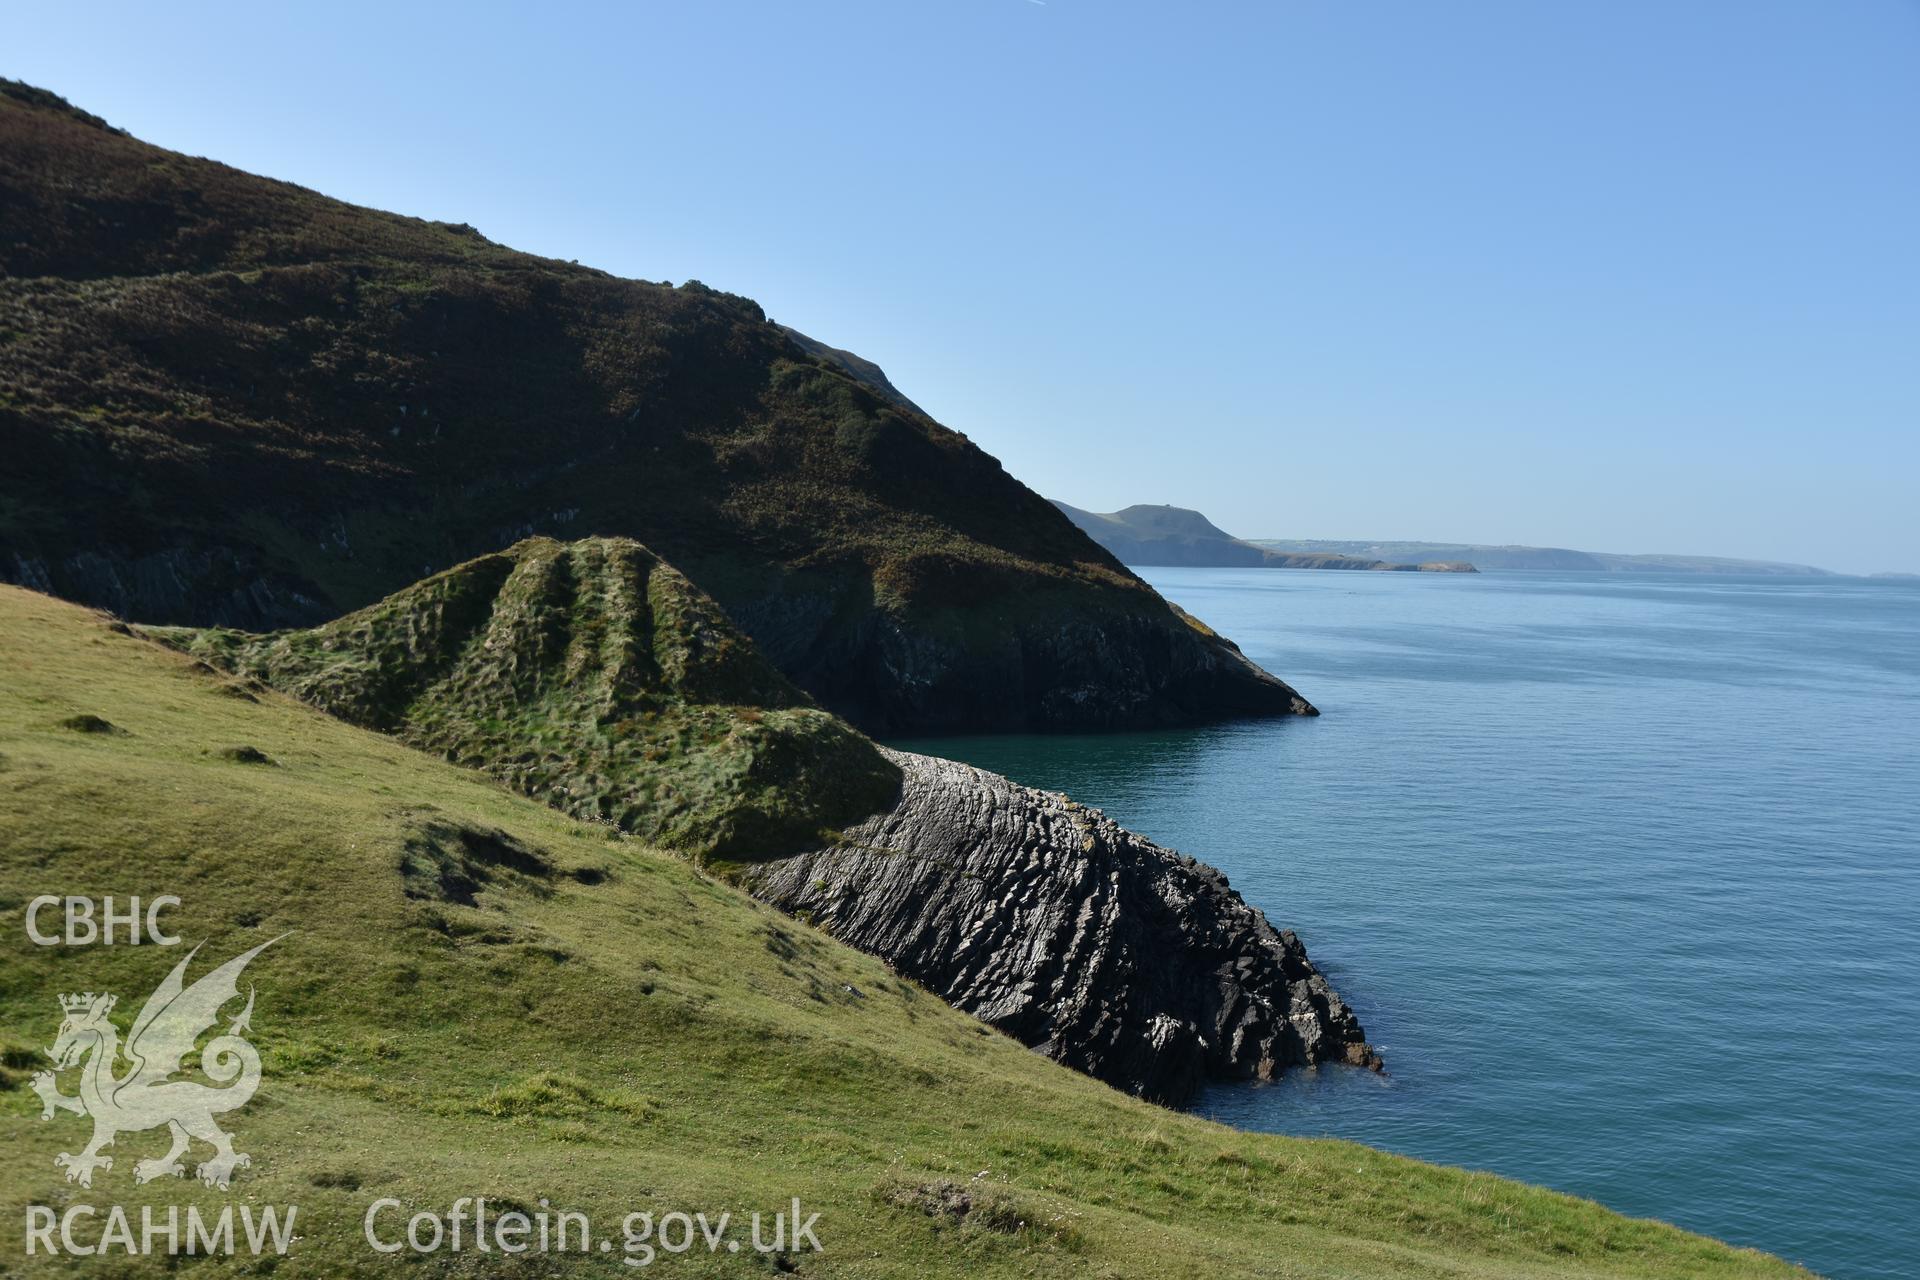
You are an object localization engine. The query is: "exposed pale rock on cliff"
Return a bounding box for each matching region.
[738,750,1378,1105]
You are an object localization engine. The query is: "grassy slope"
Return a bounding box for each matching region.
[0,586,1808,1278]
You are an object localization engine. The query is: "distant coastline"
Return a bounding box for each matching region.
[1054,502,1475,573]
[1250,538,1880,577]
[1051,503,1911,578]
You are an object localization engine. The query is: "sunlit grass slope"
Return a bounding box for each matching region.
[0,586,1809,1278]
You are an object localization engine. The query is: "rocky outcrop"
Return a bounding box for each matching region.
[729,586,1317,732]
[6,546,324,628]
[137,535,1357,1103]
[737,750,1378,1105]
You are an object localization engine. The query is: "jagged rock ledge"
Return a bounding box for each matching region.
[736,750,1379,1105]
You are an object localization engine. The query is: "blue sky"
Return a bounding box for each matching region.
[9,2,1917,572]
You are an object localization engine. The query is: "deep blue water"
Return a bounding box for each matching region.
[897,569,1920,1280]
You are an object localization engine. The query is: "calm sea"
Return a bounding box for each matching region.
[897,568,1920,1280]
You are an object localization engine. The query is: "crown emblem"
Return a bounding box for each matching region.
[59,992,113,1015]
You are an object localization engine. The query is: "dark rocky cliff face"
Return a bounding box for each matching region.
[0,81,1313,735]
[738,750,1378,1104]
[726,586,1313,733]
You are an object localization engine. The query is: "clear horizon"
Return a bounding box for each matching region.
[8,1,1916,573]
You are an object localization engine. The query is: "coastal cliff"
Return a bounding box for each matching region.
[0,80,1309,735]
[738,749,1378,1104]
[158,539,1364,1103]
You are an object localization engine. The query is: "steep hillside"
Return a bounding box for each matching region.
[0,80,1311,733]
[779,324,929,418]
[150,536,899,857]
[1056,503,1474,572]
[0,584,1810,1278]
[150,539,1363,1099]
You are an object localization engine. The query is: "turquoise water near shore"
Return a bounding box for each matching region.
[897,569,1919,1280]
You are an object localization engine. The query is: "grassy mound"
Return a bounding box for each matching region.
[149,537,899,858]
[0,584,1808,1277]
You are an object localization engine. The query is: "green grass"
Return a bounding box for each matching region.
[0,585,1811,1277]
[147,536,900,858]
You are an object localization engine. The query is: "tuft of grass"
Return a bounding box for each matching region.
[216,743,276,765]
[55,712,121,734]
[474,1071,657,1126]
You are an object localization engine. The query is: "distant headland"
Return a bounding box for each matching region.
[1053,502,1476,573]
[1048,503,1914,579]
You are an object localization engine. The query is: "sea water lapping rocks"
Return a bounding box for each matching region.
[159,536,1375,1107]
[902,567,1920,1280]
[738,749,1378,1104]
